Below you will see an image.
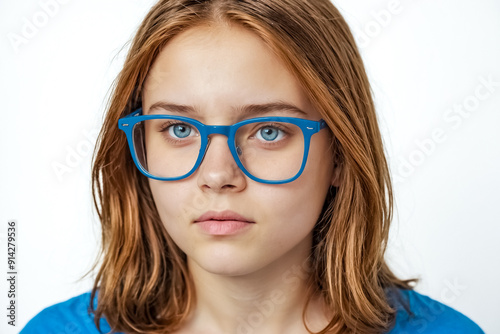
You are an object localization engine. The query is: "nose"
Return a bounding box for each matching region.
[196,134,247,192]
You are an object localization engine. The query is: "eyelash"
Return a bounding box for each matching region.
[254,122,289,134]
[158,121,188,132]
[155,121,199,146]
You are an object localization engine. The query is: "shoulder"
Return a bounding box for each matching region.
[386,288,484,334]
[20,291,117,334]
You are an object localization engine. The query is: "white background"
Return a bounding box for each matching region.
[0,0,498,333]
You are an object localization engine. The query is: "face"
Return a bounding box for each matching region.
[143,23,337,277]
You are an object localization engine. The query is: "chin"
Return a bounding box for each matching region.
[189,249,267,278]
[194,260,256,277]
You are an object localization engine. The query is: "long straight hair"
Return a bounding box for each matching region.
[91,0,416,333]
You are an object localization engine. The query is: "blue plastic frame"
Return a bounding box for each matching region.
[118,108,327,184]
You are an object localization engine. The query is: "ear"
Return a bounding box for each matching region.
[330,163,342,187]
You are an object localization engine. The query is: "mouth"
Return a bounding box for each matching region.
[194,210,254,235]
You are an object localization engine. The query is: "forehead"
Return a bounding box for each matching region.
[142,23,318,120]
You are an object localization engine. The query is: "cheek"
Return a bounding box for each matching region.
[148,181,205,256]
[278,144,333,225]
[148,181,191,231]
[150,179,202,213]
[252,179,328,233]
[150,182,175,217]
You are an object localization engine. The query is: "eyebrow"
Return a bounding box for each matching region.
[237,102,307,117]
[148,101,197,114]
[147,101,308,117]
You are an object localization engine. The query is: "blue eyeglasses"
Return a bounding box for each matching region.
[118,108,327,184]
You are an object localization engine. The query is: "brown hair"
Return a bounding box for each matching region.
[90,0,417,333]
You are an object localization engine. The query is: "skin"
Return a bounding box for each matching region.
[143,23,340,334]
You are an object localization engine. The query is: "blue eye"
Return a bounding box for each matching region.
[256,126,284,141]
[169,124,193,138]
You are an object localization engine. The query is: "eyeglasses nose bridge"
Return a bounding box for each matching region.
[200,124,237,164]
[203,124,237,155]
[205,124,232,137]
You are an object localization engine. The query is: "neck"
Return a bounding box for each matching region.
[182,243,330,334]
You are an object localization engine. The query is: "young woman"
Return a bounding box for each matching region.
[22,0,484,333]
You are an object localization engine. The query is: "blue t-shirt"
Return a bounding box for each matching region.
[21,288,484,333]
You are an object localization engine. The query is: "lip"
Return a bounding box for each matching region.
[194,210,254,235]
